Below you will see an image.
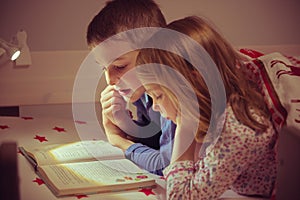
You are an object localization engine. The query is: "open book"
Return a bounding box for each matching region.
[19,140,156,197]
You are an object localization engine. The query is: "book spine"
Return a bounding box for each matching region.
[18,147,38,171]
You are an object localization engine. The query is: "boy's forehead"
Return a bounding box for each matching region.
[89,27,161,69]
[100,51,138,70]
[92,40,136,68]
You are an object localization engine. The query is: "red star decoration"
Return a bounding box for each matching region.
[0,125,9,130]
[21,116,34,120]
[34,135,48,142]
[33,177,44,185]
[74,120,87,124]
[76,194,88,199]
[53,126,66,132]
[138,188,155,196]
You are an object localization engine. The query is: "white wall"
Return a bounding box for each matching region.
[0,0,299,51]
[0,0,299,112]
[0,50,109,106]
[158,0,300,47]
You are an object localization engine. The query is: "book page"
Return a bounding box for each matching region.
[39,159,155,196]
[26,140,124,166]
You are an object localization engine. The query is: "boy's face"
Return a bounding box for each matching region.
[104,50,145,103]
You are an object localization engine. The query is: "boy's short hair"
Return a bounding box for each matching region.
[87,0,166,47]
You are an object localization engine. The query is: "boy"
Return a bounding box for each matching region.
[86,0,175,175]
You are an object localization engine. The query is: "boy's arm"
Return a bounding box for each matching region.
[100,86,161,150]
[100,86,174,175]
[125,119,175,175]
[102,114,134,150]
[100,85,134,150]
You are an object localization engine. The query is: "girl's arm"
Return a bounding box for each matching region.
[164,108,274,199]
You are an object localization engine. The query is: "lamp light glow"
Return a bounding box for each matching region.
[0,38,21,61]
[11,49,21,61]
[0,30,31,65]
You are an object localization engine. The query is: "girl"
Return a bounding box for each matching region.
[135,16,277,199]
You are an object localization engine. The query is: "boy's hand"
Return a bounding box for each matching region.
[101,85,141,136]
[100,85,134,150]
[100,85,127,124]
[102,117,134,150]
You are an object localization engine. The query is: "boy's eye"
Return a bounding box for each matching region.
[114,65,127,70]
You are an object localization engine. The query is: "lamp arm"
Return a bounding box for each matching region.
[0,38,20,49]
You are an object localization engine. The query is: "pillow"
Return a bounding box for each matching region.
[239,48,264,59]
[240,48,300,136]
[257,52,300,135]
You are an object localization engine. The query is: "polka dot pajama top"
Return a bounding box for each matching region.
[163,106,277,200]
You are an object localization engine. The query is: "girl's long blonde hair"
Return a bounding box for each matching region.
[136,16,270,142]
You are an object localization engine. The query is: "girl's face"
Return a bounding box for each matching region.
[144,84,178,123]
